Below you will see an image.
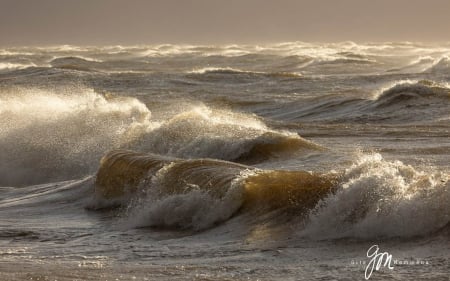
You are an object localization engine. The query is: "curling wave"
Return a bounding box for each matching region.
[372,80,450,105]
[130,105,320,162]
[93,150,450,237]
[93,150,337,230]
[265,80,450,123]
[303,153,450,239]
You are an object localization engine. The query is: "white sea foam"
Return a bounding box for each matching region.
[0,62,36,70]
[122,163,248,230]
[424,55,450,73]
[303,153,450,239]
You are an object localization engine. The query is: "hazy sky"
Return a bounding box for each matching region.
[1,0,450,46]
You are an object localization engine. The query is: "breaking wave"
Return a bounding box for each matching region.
[0,87,152,186]
[372,80,450,107]
[92,150,449,237]
[266,80,450,123]
[92,150,337,230]
[303,153,450,239]
[130,105,319,161]
[0,62,36,71]
[423,56,450,74]
[358,80,450,122]
[188,67,302,78]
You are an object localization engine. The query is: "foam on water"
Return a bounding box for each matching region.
[304,153,450,239]
[0,62,36,71]
[123,164,248,230]
[93,150,336,230]
[1,42,450,280]
[424,55,450,74]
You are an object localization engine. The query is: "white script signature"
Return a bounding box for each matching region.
[365,245,394,280]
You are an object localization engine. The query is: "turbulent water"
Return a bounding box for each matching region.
[0,42,449,280]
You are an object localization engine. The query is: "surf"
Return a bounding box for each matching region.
[92,150,449,237]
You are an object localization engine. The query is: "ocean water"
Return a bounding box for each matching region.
[0,42,449,280]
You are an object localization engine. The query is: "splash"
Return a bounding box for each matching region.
[130,104,320,161]
[0,87,153,186]
[303,153,450,239]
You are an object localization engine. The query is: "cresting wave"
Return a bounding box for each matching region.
[269,80,450,123]
[304,153,450,239]
[364,80,450,121]
[0,87,315,186]
[92,150,450,238]
[423,56,450,74]
[49,56,100,72]
[372,79,450,102]
[93,150,337,230]
[188,67,303,78]
[0,62,36,71]
[130,105,320,162]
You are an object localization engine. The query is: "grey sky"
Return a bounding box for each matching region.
[1,0,449,46]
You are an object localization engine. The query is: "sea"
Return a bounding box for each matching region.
[0,42,449,280]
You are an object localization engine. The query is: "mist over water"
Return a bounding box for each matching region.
[0,42,449,280]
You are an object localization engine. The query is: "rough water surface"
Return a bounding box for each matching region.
[0,42,449,280]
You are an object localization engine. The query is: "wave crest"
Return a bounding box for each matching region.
[93,150,449,236]
[374,80,450,106]
[93,150,336,230]
[130,105,320,161]
[424,56,450,74]
[188,67,302,78]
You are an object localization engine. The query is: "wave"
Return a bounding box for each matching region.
[0,87,152,186]
[3,43,449,77]
[92,150,449,237]
[0,62,36,71]
[188,67,302,78]
[266,80,450,123]
[92,150,337,230]
[129,105,320,162]
[303,153,450,239]
[423,56,450,74]
[309,57,376,66]
[49,56,100,71]
[189,67,252,75]
[372,80,450,105]
[387,56,435,73]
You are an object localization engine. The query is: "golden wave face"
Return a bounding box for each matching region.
[94,150,338,217]
[243,171,338,211]
[95,150,175,198]
[236,132,323,163]
[95,150,247,199]
[148,158,247,198]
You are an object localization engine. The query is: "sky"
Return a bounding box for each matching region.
[1,0,450,46]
